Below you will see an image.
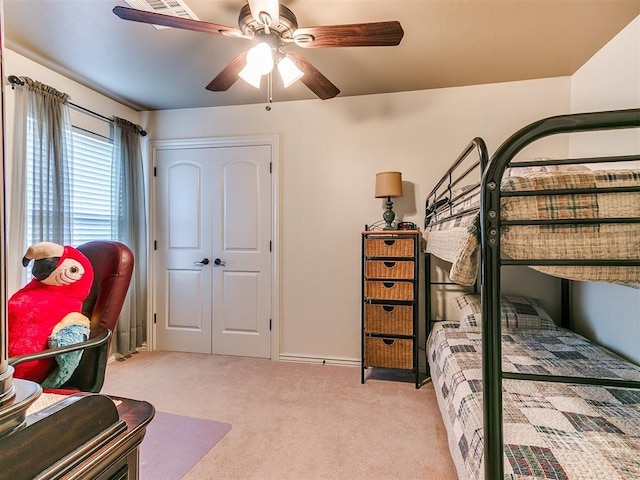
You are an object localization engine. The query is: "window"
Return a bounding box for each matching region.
[26,125,115,246]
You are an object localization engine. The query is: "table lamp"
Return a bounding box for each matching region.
[375,171,403,230]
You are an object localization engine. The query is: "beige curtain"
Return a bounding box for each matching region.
[111,117,147,355]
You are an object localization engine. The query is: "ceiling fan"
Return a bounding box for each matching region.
[113,0,404,100]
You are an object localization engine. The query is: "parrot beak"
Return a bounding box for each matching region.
[31,257,61,281]
[21,242,66,279]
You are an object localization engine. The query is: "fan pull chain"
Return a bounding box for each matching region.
[265,72,273,110]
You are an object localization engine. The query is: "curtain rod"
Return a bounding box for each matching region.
[7,75,147,136]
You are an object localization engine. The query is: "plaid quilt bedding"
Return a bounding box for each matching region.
[424,167,640,286]
[428,322,640,480]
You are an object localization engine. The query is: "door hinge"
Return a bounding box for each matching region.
[269,162,272,174]
[269,240,272,252]
[154,166,157,177]
[269,319,272,331]
[154,240,157,250]
[154,313,157,324]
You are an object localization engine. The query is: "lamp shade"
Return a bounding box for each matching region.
[238,64,263,88]
[375,171,403,198]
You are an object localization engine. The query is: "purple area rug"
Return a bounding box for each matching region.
[140,411,232,479]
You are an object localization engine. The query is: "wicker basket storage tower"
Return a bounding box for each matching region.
[361,230,425,388]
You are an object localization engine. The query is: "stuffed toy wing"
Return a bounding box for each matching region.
[41,312,91,388]
[8,242,94,386]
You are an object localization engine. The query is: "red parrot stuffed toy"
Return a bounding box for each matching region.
[8,242,94,384]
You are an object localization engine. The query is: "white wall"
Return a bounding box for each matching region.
[142,78,570,363]
[569,16,640,364]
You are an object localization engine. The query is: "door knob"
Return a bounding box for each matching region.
[193,258,210,266]
[214,258,226,266]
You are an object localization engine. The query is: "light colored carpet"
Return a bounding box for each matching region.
[102,351,457,480]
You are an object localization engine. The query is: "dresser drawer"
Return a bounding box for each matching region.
[365,281,414,301]
[365,304,413,335]
[365,238,414,258]
[365,337,413,369]
[365,260,414,279]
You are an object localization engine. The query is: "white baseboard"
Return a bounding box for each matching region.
[278,353,360,367]
[107,347,359,368]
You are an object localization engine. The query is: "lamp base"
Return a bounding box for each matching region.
[382,197,396,230]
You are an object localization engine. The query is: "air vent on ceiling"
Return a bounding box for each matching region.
[123,0,200,29]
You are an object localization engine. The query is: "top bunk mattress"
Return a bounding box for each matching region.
[424,166,640,286]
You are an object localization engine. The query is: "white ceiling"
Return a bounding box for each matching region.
[5,0,640,111]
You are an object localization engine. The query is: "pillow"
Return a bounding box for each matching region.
[452,293,558,331]
[504,163,589,177]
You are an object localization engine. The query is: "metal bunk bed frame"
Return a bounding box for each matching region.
[481,108,640,479]
[424,136,572,333]
[424,137,488,334]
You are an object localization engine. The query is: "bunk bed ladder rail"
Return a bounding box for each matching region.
[480,108,640,480]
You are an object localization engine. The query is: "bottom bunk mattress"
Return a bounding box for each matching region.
[428,322,640,480]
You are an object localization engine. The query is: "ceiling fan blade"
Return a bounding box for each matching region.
[113,6,244,37]
[206,51,248,91]
[294,21,404,48]
[287,52,340,100]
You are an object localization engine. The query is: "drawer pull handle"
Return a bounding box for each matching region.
[383,240,396,246]
[382,339,395,346]
[383,261,396,268]
[382,306,395,312]
[382,282,395,289]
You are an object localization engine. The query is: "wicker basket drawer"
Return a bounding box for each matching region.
[365,238,414,258]
[365,304,413,335]
[365,281,414,301]
[365,337,413,369]
[365,260,414,279]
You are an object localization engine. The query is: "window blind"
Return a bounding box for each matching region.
[26,124,116,246]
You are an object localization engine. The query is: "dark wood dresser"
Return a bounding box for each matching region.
[0,391,154,479]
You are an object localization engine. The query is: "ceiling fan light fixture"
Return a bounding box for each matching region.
[114,2,403,101]
[277,56,304,88]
